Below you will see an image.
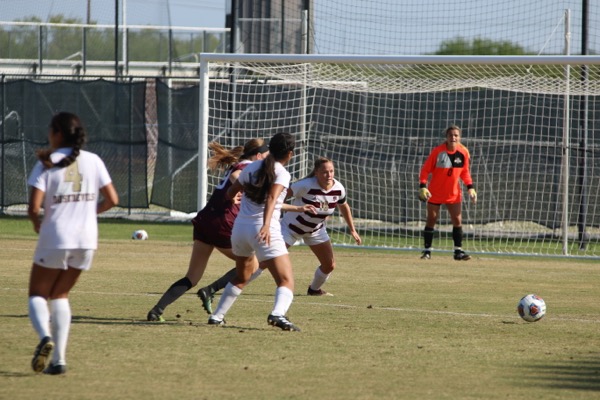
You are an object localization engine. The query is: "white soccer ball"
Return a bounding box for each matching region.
[517,294,546,322]
[132,229,149,240]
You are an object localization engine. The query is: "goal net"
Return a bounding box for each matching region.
[200,54,600,257]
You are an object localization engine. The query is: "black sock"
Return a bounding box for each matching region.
[155,277,193,312]
[204,267,237,296]
[452,226,463,248]
[423,227,434,249]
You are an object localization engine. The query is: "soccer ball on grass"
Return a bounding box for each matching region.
[132,229,149,240]
[517,294,546,322]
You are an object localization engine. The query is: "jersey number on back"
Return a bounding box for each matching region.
[64,162,83,192]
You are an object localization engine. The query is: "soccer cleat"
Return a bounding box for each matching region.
[43,363,67,375]
[453,250,472,261]
[420,250,431,260]
[31,336,54,373]
[267,314,301,332]
[207,316,225,325]
[197,287,214,315]
[307,286,334,296]
[147,308,165,322]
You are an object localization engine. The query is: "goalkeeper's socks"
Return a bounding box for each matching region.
[423,227,434,249]
[452,226,463,248]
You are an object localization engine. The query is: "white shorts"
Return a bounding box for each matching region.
[231,222,288,262]
[33,248,95,271]
[282,224,330,247]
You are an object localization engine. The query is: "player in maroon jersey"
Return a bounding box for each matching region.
[146,139,269,321]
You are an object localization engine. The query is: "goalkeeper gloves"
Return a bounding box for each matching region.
[418,188,432,202]
[468,188,477,204]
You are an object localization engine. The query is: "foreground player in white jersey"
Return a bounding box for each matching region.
[27,112,118,375]
[197,157,361,313]
[207,132,311,331]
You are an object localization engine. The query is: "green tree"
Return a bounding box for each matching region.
[0,15,223,64]
[434,37,528,55]
[0,17,42,59]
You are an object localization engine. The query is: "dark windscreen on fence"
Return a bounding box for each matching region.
[0,79,148,209]
[151,80,199,213]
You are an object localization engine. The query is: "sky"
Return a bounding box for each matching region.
[0,0,227,28]
[0,0,596,55]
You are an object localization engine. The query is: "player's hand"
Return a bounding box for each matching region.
[232,191,243,205]
[350,230,362,245]
[418,188,432,202]
[301,204,318,214]
[257,225,271,246]
[468,188,477,204]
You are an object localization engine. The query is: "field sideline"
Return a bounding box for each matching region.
[1,217,600,399]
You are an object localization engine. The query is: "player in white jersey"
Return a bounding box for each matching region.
[281,156,362,295]
[27,112,118,375]
[196,157,361,312]
[207,132,314,331]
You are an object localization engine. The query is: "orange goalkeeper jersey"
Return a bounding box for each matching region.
[419,143,473,204]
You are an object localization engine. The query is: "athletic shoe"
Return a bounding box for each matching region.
[307,286,334,296]
[43,363,67,375]
[31,336,54,373]
[267,314,301,332]
[420,250,431,260]
[207,316,225,325]
[453,250,472,261]
[147,308,165,322]
[197,287,214,315]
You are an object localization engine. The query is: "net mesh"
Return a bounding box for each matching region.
[201,56,600,256]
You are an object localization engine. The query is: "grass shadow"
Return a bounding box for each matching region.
[1,313,265,330]
[0,371,32,378]
[521,354,600,391]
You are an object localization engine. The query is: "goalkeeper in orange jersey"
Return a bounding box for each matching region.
[418,125,477,260]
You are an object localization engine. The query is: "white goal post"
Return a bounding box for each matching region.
[198,54,600,257]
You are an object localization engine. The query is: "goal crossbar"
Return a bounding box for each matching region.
[200,53,600,66]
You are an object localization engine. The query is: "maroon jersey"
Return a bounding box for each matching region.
[192,160,250,248]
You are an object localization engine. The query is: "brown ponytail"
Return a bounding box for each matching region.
[37,112,87,169]
[207,138,267,171]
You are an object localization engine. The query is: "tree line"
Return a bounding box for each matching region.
[0,15,224,63]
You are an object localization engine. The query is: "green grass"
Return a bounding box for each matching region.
[4,215,598,257]
[329,228,600,258]
[1,216,600,399]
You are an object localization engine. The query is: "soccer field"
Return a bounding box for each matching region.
[1,217,600,399]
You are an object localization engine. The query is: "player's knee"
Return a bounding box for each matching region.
[320,263,335,274]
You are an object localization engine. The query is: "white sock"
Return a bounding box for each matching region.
[248,267,264,283]
[28,296,51,340]
[271,286,294,316]
[309,267,330,291]
[212,282,242,320]
[49,298,71,366]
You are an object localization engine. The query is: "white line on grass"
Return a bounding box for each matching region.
[3,287,600,324]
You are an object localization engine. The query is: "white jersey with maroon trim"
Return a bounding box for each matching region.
[282,177,347,236]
